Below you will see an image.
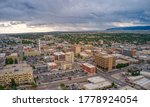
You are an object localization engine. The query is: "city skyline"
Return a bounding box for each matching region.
[0,0,150,33]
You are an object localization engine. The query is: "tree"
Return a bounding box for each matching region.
[0,85,5,90]
[60,83,65,87]
[76,53,83,59]
[5,58,14,65]
[11,79,17,90]
[127,69,141,76]
[32,65,35,69]
[14,59,18,64]
[22,40,33,44]
[23,56,27,60]
[116,63,129,69]
[31,82,37,88]
[112,82,117,88]
[131,70,140,76]
[60,83,67,90]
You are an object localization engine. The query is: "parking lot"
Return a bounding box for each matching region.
[137,64,150,72]
[26,56,44,65]
[36,69,88,84]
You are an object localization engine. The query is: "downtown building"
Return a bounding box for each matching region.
[95,52,116,71]
[81,63,96,74]
[73,45,81,54]
[65,52,74,63]
[122,49,137,57]
[0,63,34,86]
[54,52,66,61]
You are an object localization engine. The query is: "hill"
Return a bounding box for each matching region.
[107,26,150,31]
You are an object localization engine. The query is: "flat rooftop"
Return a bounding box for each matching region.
[54,52,65,55]
[0,64,33,74]
[97,52,114,58]
[9,53,18,56]
[83,81,111,90]
[87,76,106,83]
[82,63,95,68]
[47,62,57,66]
[0,53,6,57]
[116,59,129,64]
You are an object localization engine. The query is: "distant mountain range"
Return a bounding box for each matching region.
[107,26,150,31]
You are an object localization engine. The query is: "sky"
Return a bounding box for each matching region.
[0,0,150,34]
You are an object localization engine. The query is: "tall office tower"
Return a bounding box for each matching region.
[73,45,81,54]
[95,52,116,71]
[54,52,66,61]
[65,52,74,63]
[122,49,137,57]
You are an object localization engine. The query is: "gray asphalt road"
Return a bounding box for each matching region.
[36,75,95,89]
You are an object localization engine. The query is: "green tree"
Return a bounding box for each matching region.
[5,58,14,65]
[11,79,17,90]
[22,40,33,44]
[131,70,140,76]
[0,85,5,90]
[127,69,141,76]
[112,82,117,88]
[32,65,35,69]
[60,83,67,90]
[116,63,129,69]
[31,82,37,88]
[23,56,27,60]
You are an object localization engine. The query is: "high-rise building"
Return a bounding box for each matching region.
[65,52,74,63]
[54,52,65,61]
[95,52,116,71]
[73,45,81,54]
[0,63,34,86]
[131,49,137,57]
[122,49,136,57]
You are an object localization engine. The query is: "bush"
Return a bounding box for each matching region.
[5,58,14,65]
[0,85,5,90]
[60,83,67,90]
[32,82,37,88]
[11,79,17,90]
[116,63,129,69]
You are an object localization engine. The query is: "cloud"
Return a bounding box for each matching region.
[112,21,145,27]
[0,0,150,33]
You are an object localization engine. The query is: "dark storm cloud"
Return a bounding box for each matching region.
[0,0,150,30]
